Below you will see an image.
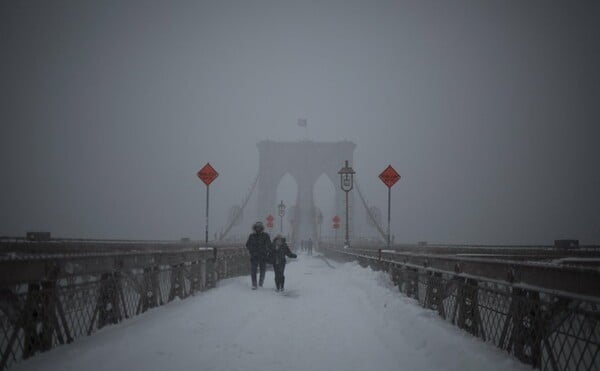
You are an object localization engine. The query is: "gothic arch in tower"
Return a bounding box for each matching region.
[256,140,356,244]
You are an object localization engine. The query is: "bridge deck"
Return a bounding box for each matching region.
[12,256,528,371]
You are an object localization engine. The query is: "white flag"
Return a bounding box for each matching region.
[297,118,307,127]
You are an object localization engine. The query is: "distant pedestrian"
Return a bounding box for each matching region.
[306,238,313,256]
[245,221,271,289]
[268,235,297,291]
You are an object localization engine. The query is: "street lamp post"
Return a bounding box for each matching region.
[338,160,355,247]
[278,200,286,234]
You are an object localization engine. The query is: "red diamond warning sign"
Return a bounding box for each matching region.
[197,163,219,186]
[379,165,400,188]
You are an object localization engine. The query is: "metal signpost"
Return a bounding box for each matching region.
[338,160,355,247]
[378,165,401,249]
[332,215,340,246]
[278,200,286,233]
[197,163,219,247]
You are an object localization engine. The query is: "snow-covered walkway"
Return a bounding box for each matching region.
[15,255,528,371]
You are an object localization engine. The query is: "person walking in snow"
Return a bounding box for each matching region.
[306,238,313,256]
[268,235,297,291]
[245,221,271,289]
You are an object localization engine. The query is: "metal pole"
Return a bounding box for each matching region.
[319,223,322,243]
[280,215,283,233]
[345,191,349,246]
[205,184,209,247]
[387,186,391,249]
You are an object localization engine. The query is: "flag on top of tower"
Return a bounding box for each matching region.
[297,118,307,127]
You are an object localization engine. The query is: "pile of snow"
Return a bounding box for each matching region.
[14,256,529,371]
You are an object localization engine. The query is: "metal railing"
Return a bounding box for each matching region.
[0,240,249,370]
[322,245,600,371]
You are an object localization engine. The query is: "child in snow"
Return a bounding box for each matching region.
[268,235,297,291]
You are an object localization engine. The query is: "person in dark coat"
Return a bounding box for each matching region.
[245,221,271,289]
[268,235,297,291]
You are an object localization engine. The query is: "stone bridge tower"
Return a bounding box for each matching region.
[256,140,356,245]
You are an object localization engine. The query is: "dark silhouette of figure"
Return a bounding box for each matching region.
[245,221,271,289]
[268,235,297,291]
[306,238,313,256]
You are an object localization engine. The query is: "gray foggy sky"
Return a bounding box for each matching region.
[1,0,599,244]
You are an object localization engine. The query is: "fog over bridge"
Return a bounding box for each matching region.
[1,1,599,371]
